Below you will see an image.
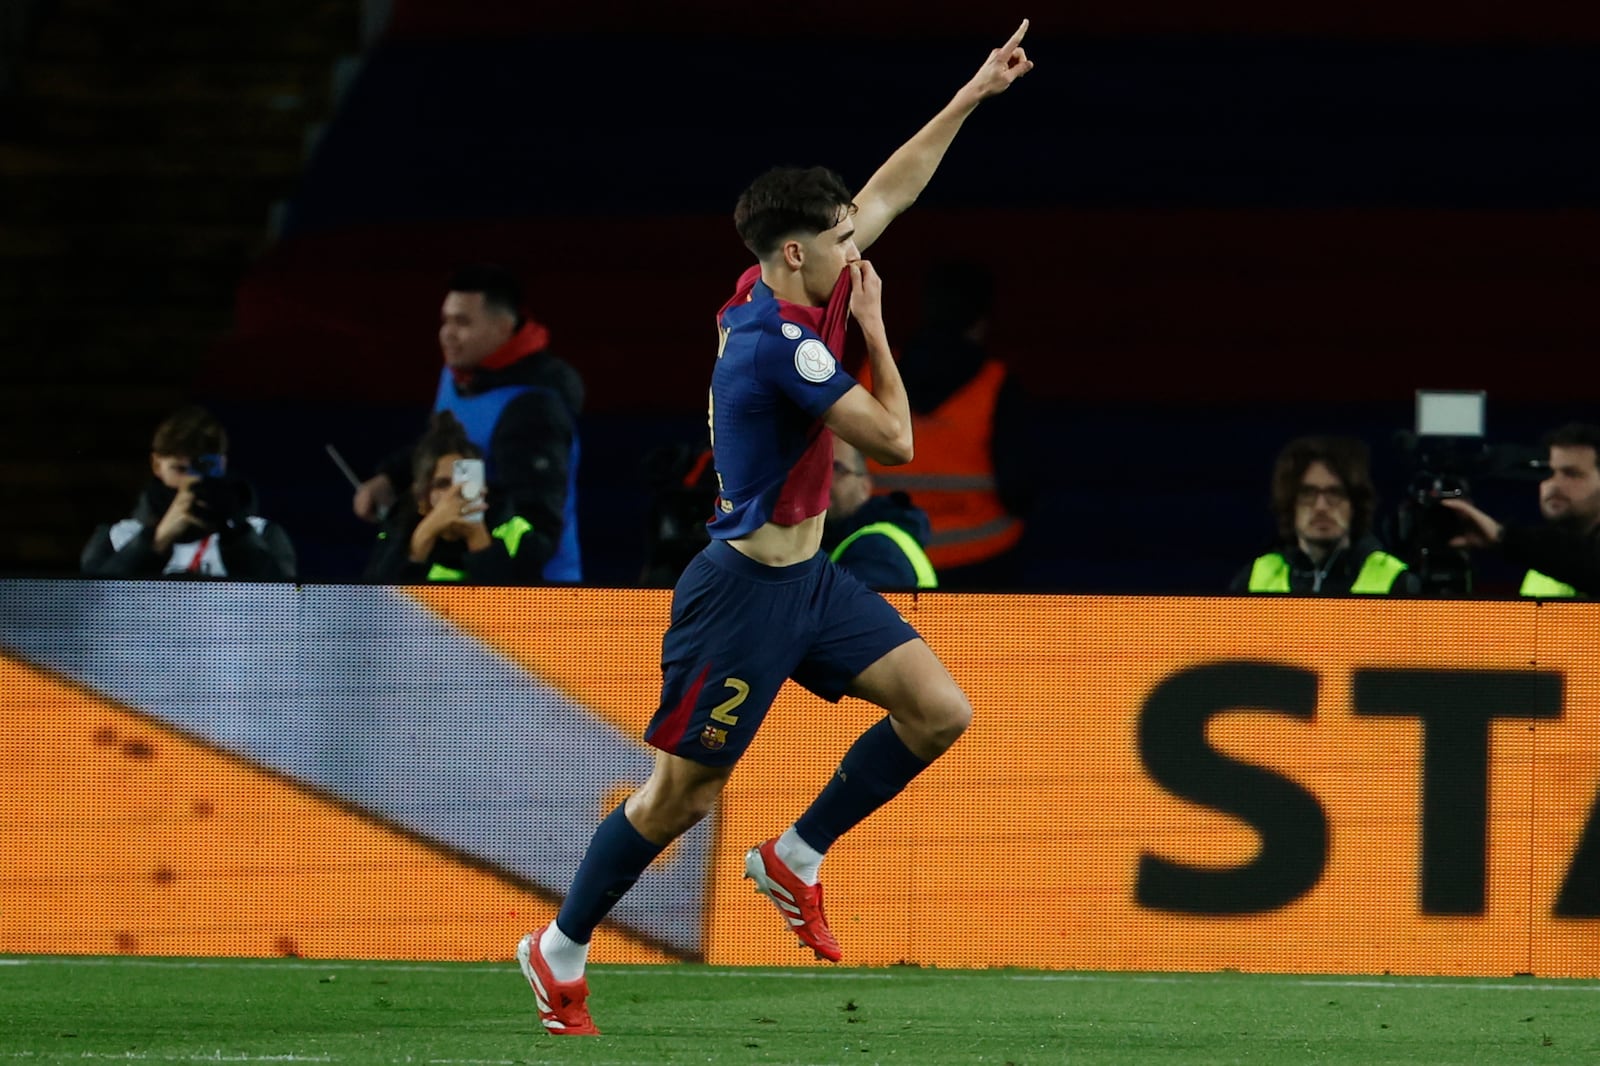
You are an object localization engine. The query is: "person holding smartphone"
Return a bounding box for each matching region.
[362,411,543,584]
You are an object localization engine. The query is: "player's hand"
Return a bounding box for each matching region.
[968,18,1034,98]
[847,259,885,333]
[1440,497,1504,548]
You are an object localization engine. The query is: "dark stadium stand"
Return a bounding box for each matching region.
[7,1,1597,588]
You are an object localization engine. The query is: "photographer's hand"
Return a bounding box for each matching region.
[1440,497,1505,549]
[152,476,206,553]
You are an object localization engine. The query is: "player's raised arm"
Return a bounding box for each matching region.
[850,18,1034,253]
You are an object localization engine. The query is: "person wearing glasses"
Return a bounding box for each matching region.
[1230,435,1421,596]
[823,439,937,590]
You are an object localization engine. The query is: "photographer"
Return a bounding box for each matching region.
[1440,422,1600,598]
[81,406,297,579]
[1230,435,1422,596]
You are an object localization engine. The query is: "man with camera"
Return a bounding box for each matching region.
[81,406,297,580]
[1440,422,1600,598]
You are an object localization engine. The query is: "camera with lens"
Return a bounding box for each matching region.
[186,453,252,535]
[1392,390,1545,597]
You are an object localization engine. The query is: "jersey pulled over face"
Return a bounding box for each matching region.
[707,266,857,539]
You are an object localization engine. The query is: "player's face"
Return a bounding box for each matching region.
[800,209,860,306]
[1539,444,1600,530]
[1293,460,1353,551]
[439,291,515,369]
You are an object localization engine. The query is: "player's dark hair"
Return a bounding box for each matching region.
[1269,436,1378,541]
[734,166,857,258]
[410,410,482,506]
[1541,422,1600,456]
[151,405,227,458]
[447,263,524,324]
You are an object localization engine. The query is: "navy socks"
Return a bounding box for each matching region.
[793,717,931,853]
[555,803,666,943]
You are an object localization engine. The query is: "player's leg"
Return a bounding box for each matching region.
[778,641,971,878]
[841,635,972,758]
[520,748,732,1028]
[520,541,804,1031]
[748,567,972,959]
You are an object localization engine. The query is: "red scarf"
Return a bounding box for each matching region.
[451,318,551,388]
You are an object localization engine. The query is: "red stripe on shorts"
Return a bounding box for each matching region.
[648,662,712,753]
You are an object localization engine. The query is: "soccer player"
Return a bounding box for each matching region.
[517,20,1034,1036]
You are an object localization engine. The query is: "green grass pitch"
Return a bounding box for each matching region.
[2,956,1598,1065]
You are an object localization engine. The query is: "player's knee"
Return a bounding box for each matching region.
[626,770,725,841]
[901,684,971,756]
[929,686,973,750]
[627,790,712,842]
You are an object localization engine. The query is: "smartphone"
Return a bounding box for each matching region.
[452,458,486,522]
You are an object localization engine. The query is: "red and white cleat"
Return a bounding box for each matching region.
[744,838,842,962]
[516,930,601,1036]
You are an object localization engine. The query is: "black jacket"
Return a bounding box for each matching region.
[822,492,935,591]
[362,498,544,586]
[1500,522,1600,597]
[81,477,297,580]
[1228,535,1422,596]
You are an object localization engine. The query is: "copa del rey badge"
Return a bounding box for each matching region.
[794,339,836,383]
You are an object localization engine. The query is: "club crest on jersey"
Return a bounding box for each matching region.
[794,339,836,383]
[699,725,728,751]
[781,322,803,340]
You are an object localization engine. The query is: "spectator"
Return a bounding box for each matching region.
[362,411,544,585]
[351,264,585,582]
[823,439,937,590]
[81,406,296,579]
[1440,422,1600,598]
[866,258,1035,589]
[1230,435,1420,596]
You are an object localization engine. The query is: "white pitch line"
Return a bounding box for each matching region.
[0,1049,588,1056]
[0,1049,331,1056]
[3,956,1598,994]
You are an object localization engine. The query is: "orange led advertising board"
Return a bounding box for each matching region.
[3,584,1596,977]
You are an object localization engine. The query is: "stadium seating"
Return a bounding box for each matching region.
[9,0,1597,586]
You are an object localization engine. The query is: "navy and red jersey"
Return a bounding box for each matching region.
[706,266,858,540]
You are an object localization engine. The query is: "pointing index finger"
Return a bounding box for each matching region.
[1002,18,1029,51]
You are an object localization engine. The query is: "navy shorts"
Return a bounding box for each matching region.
[643,539,920,766]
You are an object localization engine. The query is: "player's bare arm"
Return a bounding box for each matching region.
[852,18,1035,252]
[823,259,912,465]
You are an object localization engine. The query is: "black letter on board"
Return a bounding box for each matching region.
[1137,661,1326,914]
[1554,795,1600,916]
[1353,669,1562,915]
